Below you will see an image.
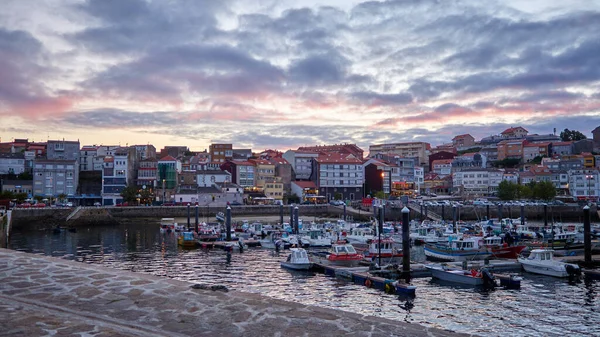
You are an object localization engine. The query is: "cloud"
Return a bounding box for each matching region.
[0,28,73,117]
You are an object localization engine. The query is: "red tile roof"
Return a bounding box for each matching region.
[292,181,317,189]
[501,126,528,134]
[432,159,453,165]
[249,159,273,165]
[268,157,290,165]
[452,134,473,140]
[159,155,177,161]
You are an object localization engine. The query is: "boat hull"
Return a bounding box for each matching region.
[426,266,485,286]
[424,245,492,262]
[280,262,312,270]
[489,245,527,259]
[311,255,362,267]
[518,259,571,277]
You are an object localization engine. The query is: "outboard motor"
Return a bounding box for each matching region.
[481,268,496,288]
[565,264,581,279]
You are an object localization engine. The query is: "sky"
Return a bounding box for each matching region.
[1,0,600,152]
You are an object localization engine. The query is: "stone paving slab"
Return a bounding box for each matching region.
[0,249,466,336]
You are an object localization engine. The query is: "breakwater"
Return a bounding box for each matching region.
[9,204,366,230]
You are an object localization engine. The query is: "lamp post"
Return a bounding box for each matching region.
[586,174,595,202]
[162,179,166,205]
[381,172,386,200]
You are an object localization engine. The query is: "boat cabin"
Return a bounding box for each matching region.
[448,237,484,250]
[332,244,358,255]
[288,248,310,263]
[484,236,503,246]
[181,232,195,241]
[527,249,555,261]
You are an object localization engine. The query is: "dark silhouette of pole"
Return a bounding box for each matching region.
[520,203,525,233]
[279,203,283,228]
[290,205,294,234]
[486,204,490,221]
[424,205,428,219]
[343,204,347,221]
[452,205,457,233]
[441,204,444,221]
[584,205,591,265]
[420,203,424,221]
[378,205,384,267]
[543,203,548,227]
[294,206,299,235]
[498,204,503,222]
[187,203,191,229]
[401,207,410,275]
[195,204,199,232]
[225,206,231,241]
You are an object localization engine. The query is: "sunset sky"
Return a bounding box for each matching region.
[1,0,600,152]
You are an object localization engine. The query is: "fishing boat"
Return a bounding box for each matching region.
[424,236,492,262]
[280,248,312,270]
[311,243,363,267]
[425,264,496,286]
[517,249,581,278]
[177,232,198,248]
[495,274,523,289]
[483,236,527,259]
[363,237,403,264]
[197,226,220,241]
[159,218,177,233]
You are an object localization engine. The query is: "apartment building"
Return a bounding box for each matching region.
[101,147,136,205]
[209,144,233,163]
[33,159,78,197]
[568,169,599,202]
[220,161,255,188]
[452,168,503,196]
[0,153,25,175]
[312,153,363,200]
[249,159,275,188]
[369,142,430,167]
[282,150,319,180]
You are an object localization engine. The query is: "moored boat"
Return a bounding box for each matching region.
[426,264,496,286]
[483,236,527,259]
[160,218,177,233]
[280,248,312,270]
[311,243,363,267]
[424,236,492,262]
[495,274,523,289]
[177,232,198,248]
[517,249,581,278]
[363,237,403,264]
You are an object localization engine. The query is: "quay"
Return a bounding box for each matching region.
[0,248,462,337]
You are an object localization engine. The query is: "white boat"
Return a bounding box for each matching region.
[280,248,312,270]
[518,249,581,278]
[160,218,177,233]
[300,230,332,247]
[260,231,285,249]
[426,264,496,286]
[344,227,374,245]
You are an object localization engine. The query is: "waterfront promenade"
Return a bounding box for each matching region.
[0,249,462,337]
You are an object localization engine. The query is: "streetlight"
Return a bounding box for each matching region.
[162,179,166,205]
[586,174,595,202]
[381,172,386,200]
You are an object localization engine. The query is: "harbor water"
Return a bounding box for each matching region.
[8,222,600,337]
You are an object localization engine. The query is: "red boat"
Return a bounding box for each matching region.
[311,243,364,267]
[483,236,527,259]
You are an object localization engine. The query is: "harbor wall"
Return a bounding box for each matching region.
[9,204,363,230]
[384,204,599,223]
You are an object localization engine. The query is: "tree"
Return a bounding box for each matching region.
[533,181,556,201]
[120,185,139,203]
[334,192,343,200]
[492,158,521,168]
[518,185,533,199]
[530,156,545,165]
[497,180,518,200]
[560,128,587,141]
[374,191,386,199]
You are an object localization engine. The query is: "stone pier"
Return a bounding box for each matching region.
[0,249,462,336]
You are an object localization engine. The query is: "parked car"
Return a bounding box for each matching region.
[230,201,242,206]
[93,202,101,207]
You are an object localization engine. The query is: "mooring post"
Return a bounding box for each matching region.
[378,205,384,267]
[290,205,294,234]
[195,204,199,232]
[584,205,591,265]
[187,203,191,229]
[402,207,410,275]
[452,205,457,233]
[498,204,503,222]
[441,204,444,221]
[424,205,428,219]
[279,203,283,228]
[420,203,424,221]
[520,203,525,227]
[226,206,231,241]
[343,203,347,221]
[294,206,299,234]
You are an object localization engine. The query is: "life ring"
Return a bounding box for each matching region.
[365,279,373,288]
[385,283,395,294]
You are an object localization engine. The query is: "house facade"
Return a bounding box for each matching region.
[0,153,25,175]
[452,168,503,196]
[33,159,78,197]
[452,134,475,148]
[220,161,255,187]
[568,169,598,202]
[312,153,364,200]
[282,150,318,180]
[369,142,430,167]
[501,126,528,138]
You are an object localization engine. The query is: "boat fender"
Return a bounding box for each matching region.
[365,279,372,288]
[565,264,581,276]
[384,283,394,294]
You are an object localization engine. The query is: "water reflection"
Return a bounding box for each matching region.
[8,222,600,337]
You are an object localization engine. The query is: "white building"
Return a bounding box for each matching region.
[453,168,504,196]
[32,159,78,197]
[0,153,25,175]
[568,169,599,202]
[101,147,136,206]
[196,170,231,187]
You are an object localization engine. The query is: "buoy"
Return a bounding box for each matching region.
[385,283,395,294]
[365,279,372,288]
